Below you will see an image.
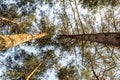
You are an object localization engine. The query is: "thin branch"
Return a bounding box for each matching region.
[26,62,43,80]
[0,16,18,25]
[68,0,79,34]
[112,7,117,32]
[62,0,75,34]
[90,56,99,80]
[74,0,85,34]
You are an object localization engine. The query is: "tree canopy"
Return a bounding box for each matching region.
[0,0,120,80]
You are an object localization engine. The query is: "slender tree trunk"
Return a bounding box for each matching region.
[58,32,120,47]
[26,62,43,80]
[0,33,48,50]
[25,54,51,80]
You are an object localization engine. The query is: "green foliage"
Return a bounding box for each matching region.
[35,17,56,47]
[79,0,119,8]
[0,3,36,34]
[81,69,91,79]
[40,17,56,34]
[57,66,79,80]
[7,70,24,79]
[39,0,56,7]
[4,49,57,80]
[0,4,19,19]
[0,0,120,80]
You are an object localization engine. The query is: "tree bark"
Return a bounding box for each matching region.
[58,32,120,47]
[0,33,48,51]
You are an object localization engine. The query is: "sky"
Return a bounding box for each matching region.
[0,0,120,80]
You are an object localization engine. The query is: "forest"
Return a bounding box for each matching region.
[0,0,120,80]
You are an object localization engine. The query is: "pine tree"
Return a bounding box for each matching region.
[0,0,120,80]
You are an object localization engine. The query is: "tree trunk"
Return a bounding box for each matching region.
[0,33,48,51]
[58,32,120,47]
